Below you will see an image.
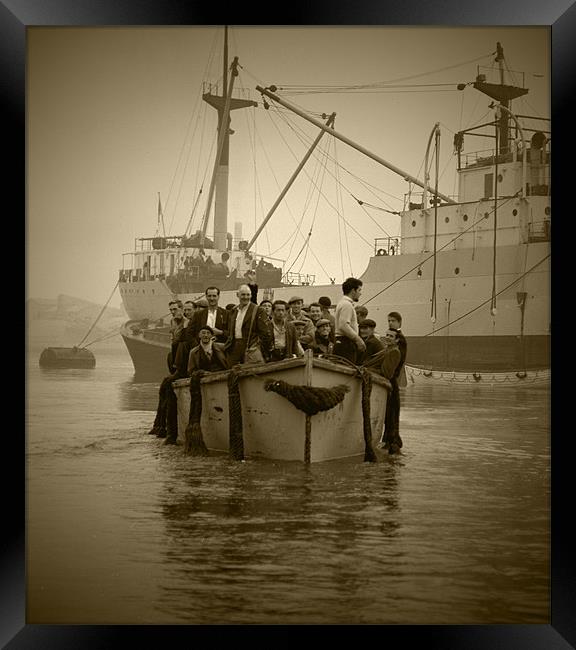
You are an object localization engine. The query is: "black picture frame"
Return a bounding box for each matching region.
[12,1,569,648]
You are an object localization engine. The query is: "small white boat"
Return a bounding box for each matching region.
[172,350,390,463]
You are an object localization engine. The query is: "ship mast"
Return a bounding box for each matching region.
[472,42,528,155]
[201,26,257,249]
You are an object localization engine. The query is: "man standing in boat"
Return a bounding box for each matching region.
[224,284,272,365]
[286,296,315,347]
[358,318,385,362]
[333,277,366,364]
[268,299,304,361]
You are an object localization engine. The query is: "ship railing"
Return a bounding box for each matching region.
[282,272,316,286]
[374,237,401,257]
[402,191,457,212]
[202,81,254,102]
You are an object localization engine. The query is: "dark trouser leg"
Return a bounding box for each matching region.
[384,381,401,453]
[227,339,247,366]
[164,383,178,445]
[333,338,357,364]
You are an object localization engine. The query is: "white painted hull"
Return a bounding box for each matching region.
[172,357,389,462]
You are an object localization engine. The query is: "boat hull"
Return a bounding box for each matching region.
[172,357,389,462]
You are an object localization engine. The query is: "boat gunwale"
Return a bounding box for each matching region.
[172,356,392,390]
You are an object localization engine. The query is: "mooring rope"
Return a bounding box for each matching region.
[228,369,245,461]
[183,370,209,456]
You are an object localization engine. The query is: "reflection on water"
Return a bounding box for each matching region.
[118,377,160,412]
[26,350,550,624]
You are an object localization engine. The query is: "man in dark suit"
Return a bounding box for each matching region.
[192,286,229,345]
[224,284,272,365]
[174,287,228,375]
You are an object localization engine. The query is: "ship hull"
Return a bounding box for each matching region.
[120,242,550,379]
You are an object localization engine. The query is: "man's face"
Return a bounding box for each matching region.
[273,304,286,322]
[206,289,219,308]
[359,326,372,340]
[355,307,368,321]
[388,316,401,330]
[198,328,213,344]
[309,305,322,321]
[183,303,195,319]
[384,329,398,345]
[317,324,331,339]
[237,286,252,306]
[170,304,183,319]
[290,301,302,316]
[351,286,363,302]
[294,324,305,337]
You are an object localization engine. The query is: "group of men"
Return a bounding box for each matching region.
[149,277,406,453]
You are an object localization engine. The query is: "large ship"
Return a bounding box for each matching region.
[119,33,550,382]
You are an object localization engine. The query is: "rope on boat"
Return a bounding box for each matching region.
[263,380,349,415]
[183,370,209,456]
[228,369,245,461]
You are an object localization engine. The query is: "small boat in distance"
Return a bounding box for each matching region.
[119,32,550,384]
[172,350,389,463]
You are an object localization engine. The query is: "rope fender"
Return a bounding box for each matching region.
[264,379,349,415]
[183,370,209,455]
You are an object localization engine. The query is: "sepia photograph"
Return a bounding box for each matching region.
[12,5,568,643]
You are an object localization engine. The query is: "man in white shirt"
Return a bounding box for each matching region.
[223,284,272,365]
[333,277,366,364]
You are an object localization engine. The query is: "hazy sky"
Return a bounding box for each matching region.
[27,26,549,308]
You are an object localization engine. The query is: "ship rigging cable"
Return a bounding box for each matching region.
[265,102,393,247]
[362,192,521,306]
[76,281,119,349]
[422,254,550,337]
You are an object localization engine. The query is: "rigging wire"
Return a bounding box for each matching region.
[165,32,220,235]
[422,254,550,337]
[274,51,494,92]
[362,192,520,307]
[267,103,397,242]
[76,281,119,348]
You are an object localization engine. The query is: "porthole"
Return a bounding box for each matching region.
[498,174,503,182]
[417,268,422,277]
[484,212,490,219]
[445,217,450,223]
[454,267,460,275]
[411,220,416,227]
[463,214,468,221]
[512,209,518,216]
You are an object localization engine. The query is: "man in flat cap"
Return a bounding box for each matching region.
[358,318,385,363]
[310,318,334,357]
[187,324,229,374]
[286,296,315,346]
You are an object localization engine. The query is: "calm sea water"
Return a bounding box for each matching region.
[26,345,550,625]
